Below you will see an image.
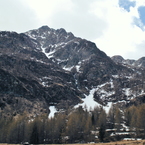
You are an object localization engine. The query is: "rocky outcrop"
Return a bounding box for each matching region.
[111,55,145,68]
[111,55,125,63]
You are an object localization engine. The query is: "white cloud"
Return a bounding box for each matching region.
[22,0,108,40]
[91,0,145,59]
[22,0,73,25]
[1,0,145,59]
[135,0,145,6]
[0,0,38,32]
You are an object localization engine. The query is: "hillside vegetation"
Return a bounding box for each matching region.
[1,104,145,144]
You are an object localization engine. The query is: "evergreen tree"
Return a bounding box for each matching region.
[130,107,139,139]
[98,107,107,142]
[107,104,115,129]
[30,120,39,144]
[125,105,137,127]
[114,107,122,132]
[99,124,106,142]
[84,110,93,142]
[6,114,27,143]
[91,106,100,128]
[137,104,145,138]
[66,106,91,143]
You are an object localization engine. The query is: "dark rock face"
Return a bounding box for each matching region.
[134,57,145,68]
[0,29,82,117]
[0,26,145,117]
[26,26,125,89]
[111,55,145,68]
[111,55,124,63]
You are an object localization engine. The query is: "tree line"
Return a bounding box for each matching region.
[0,104,145,143]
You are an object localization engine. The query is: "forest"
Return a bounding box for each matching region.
[0,104,145,144]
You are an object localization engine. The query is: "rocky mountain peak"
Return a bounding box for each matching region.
[39,25,51,31]
[111,55,145,68]
[25,26,74,45]
[111,55,124,63]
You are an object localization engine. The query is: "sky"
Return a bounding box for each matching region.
[1,0,145,60]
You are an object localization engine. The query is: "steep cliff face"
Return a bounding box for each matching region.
[0,28,83,117]
[0,26,145,117]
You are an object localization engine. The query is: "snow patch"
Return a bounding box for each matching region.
[46,50,56,58]
[103,102,112,113]
[74,88,113,113]
[63,66,74,71]
[140,90,145,95]
[75,65,81,72]
[41,82,48,87]
[110,132,134,136]
[125,75,133,79]
[110,79,114,88]
[122,88,131,96]
[41,46,56,59]
[74,88,101,111]
[112,75,119,78]
[48,106,57,118]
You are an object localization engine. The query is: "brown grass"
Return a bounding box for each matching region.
[49,140,145,145]
[76,140,145,145]
[1,141,145,145]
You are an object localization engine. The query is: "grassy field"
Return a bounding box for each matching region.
[1,141,145,145]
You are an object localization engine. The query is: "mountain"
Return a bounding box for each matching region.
[0,26,145,118]
[0,29,82,117]
[111,55,145,68]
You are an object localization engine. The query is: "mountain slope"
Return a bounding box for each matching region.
[0,29,83,117]
[24,26,145,108]
[0,26,145,117]
[25,26,131,89]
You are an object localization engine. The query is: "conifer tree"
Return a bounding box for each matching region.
[99,124,106,142]
[84,110,93,142]
[137,104,145,137]
[98,107,107,142]
[107,104,115,129]
[114,107,122,132]
[91,106,100,128]
[30,121,39,144]
[124,105,137,127]
[6,114,27,143]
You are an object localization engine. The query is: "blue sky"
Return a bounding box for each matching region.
[138,6,145,25]
[119,0,145,30]
[119,0,136,12]
[1,0,145,59]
